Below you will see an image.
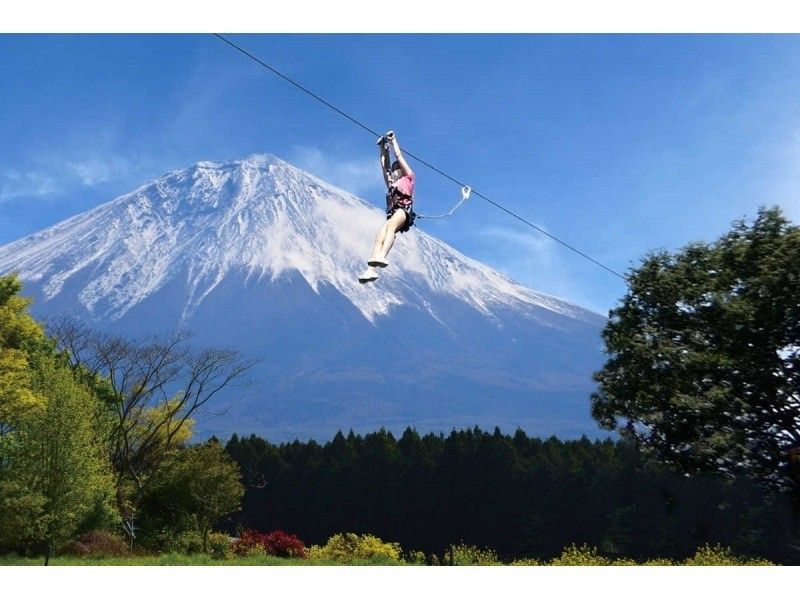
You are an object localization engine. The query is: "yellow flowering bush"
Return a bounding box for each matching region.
[683,544,774,566]
[548,544,611,566]
[307,533,403,563]
[510,557,543,566]
[446,542,500,565]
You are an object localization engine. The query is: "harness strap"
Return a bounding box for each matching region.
[417,186,472,220]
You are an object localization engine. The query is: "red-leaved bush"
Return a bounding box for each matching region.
[232,529,307,558]
[263,530,307,557]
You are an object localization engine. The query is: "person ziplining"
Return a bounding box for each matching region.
[212,33,628,284]
[359,131,416,284]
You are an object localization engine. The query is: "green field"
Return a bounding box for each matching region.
[0,553,407,566]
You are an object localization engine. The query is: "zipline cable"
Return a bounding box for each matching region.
[211,33,628,282]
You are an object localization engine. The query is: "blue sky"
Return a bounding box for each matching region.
[2,34,800,313]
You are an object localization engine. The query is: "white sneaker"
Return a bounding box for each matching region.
[367,255,389,268]
[358,267,378,283]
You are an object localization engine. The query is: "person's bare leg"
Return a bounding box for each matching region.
[360,221,391,282]
[378,210,407,260]
[369,221,389,261]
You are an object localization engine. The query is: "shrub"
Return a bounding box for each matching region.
[740,557,775,566]
[208,532,232,560]
[59,530,128,558]
[263,530,307,558]
[445,542,500,565]
[59,541,90,558]
[176,530,204,555]
[146,530,204,555]
[231,529,307,558]
[549,544,611,566]
[232,530,267,557]
[403,550,427,565]
[613,558,637,566]
[683,544,774,566]
[307,533,403,563]
[510,557,543,566]
[642,558,675,566]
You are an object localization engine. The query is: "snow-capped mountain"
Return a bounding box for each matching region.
[0,154,608,441]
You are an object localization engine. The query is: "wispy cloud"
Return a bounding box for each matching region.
[0,169,59,202]
[288,145,383,198]
[476,223,608,314]
[64,156,132,186]
[0,154,140,204]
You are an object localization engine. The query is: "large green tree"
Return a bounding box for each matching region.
[47,316,258,515]
[139,440,244,552]
[591,207,800,500]
[0,276,118,560]
[2,355,117,562]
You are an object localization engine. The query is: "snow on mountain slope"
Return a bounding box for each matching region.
[0,154,600,327]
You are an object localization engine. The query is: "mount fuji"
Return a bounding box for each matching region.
[0,154,608,441]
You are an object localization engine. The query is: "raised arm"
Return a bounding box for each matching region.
[378,136,392,188]
[387,132,414,178]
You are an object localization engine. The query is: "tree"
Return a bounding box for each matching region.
[0,274,51,431]
[139,440,244,552]
[46,316,260,514]
[592,207,800,501]
[2,355,117,562]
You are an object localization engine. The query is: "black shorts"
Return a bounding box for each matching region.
[386,197,416,233]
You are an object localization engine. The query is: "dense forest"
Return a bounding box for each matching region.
[224,426,799,564]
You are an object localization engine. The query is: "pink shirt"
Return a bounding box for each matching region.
[391,171,415,198]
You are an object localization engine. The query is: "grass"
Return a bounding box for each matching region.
[0,553,408,566]
[0,543,776,566]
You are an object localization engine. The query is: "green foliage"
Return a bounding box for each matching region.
[683,543,774,566]
[402,549,427,565]
[207,532,232,560]
[233,542,267,558]
[138,440,244,552]
[0,354,116,555]
[548,544,612,566]
[642,558,675,565]
[446,542,501,565]
[510,557,543,566]
[592,207,800,494]
[307,533,403,563]
[142,529,205,555]
[0,274,50,427]
[0,480,47,554]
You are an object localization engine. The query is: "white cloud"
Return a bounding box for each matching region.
[65,157,121,186]
[0,169,59,202]
[476,223,609,314]
[288,145,383,198]
[0,155,138,203]
[478,224,558,283]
